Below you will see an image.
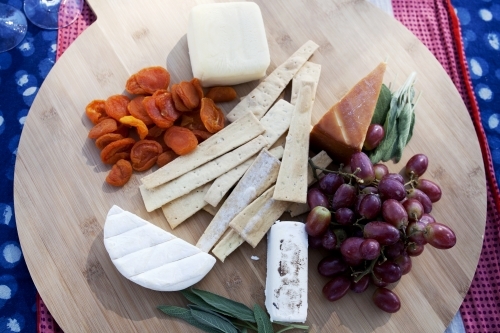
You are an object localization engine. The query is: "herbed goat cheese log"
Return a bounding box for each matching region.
[103,205,216,291]
[265,221,308,323]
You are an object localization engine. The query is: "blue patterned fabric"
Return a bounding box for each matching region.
[0,0,56,331]
[453,0,500,187]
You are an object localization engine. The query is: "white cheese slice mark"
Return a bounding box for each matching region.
[265,221,308,323]
[112,238,202,278]
[104,224,176,260]
[130,252,216,292]
[141,112,265,189]
[226,40,319,122]
[103,206,147,238]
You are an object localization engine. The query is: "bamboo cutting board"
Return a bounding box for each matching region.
[13,0,486,332]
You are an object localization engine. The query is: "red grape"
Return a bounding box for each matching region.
[382,173,404,184]
[378,177,406,201]
[373,261,402,283]
[416,179,442,202]
[406,242,425,256]
[419,213,436,226]
[323,275,351,301]
[308,234,323,249]
[402,198,424,222]
[364,124,385,150]
[406,221,427,245]
[384,240,405,260]
[350,152,375,184]
[382,199,409,229]
[405,153,428,177]
[361,186,378,194]
[318,255,349,277]
[371,272,389,287]
[319,173,344,195]
[321,228,337,250]
[331,184,357,210]
[393,253,412,275]
[305,206,331,237]
[424,222,456,249]
[373,163,389,180]
[340,237,364,265]
[360,238,381,260]
[307,188,329,210]
[373,288,401,313]
[350,274,370,293]
[407,188,433,213]
[358,194,382,220]
[335,207,355,225]
[363,221,400,246]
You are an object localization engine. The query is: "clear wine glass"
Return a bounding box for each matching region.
[24,0,83,30]
[0,3,28,52]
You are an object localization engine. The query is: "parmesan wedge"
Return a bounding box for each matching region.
[161,182,213,229]
[141,112,264,189]
[273,82,315,203]
[196,149,281,252]
[219,151,332,259]
[204,145,284,207]
[211,229,245,262]
[226,40,319,122]
[290,62,321,105]
[140,135,268,212]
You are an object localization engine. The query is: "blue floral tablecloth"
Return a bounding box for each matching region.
[0,0,498,332]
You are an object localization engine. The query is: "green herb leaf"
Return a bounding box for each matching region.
[181,289,222,314]
[157,306,222,333]
[371,84,392,125]
[191,288,256,323]
[393,103,413,162]
[253,304,274,333]
[405,111,416,145]
[190,308,239,333]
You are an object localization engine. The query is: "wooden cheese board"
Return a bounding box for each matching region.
[13,0,486,332]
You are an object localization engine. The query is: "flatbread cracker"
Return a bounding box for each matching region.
[140,135,268,212]
[226,40,319,122]
[141,112,264,189]
[273,82,315,203]
[211,229,245,262]
[196,149,281,252]
[291,62,321,105]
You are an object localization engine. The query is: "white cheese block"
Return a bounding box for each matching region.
[265,221,308,323]
[187,2,270,87]
[103,205,216,291]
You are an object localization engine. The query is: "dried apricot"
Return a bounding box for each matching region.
[125,74,147,95]
[200,97,225,133]
[163,126,198,155]
[147,125,165,138]
[114,124,130,138]
[95,133,124,150]
[85,99,107,124]
[157,150,179,167]
[105,94,130,121]
[191,78,204,100]
[101,138,135,164]
[119,116,148,140]
[179,111,206,131]
[106,159,133,186]
[130,140,163,171]
[177,81,200,110]
[143,96,174,129]
[127,95,154,126]
[206,86,237,102]
[154,90,182,123]
[135,66,170,94]
[191,129,212,142]
[88,118,118,139]
[171,84,190,111]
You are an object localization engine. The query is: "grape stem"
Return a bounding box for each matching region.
[352,255,380,283]
[308,159,365,184]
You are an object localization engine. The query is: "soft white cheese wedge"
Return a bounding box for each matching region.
[103,205,216,291]
[265,221,308,323]
[187,2,270,87]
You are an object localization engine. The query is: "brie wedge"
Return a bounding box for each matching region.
[103,205,216,291]
[265,221,308,323]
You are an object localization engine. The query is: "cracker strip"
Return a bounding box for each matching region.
[291,62,321,105]
[211,229,245,262]
[226,40,319,122]
[141,112,264,189]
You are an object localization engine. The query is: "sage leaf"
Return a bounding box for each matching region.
[188,304,238,326]
[191,288,256,323]
[253,304,274,333]
[190,308,239,333]
[157,306,222,333]
[405,112,416,145]
[393,103,413,162]
[371,84,392,125]
[181,289,222,314]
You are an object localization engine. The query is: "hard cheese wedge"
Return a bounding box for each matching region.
[103,205,216,291]
[265,221,308,323]
[310,62,387,163]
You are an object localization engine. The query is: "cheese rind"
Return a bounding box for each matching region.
[187,2,270,87]
[103,206,216,292]
[265,221,308,323]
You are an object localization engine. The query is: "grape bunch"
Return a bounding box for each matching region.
[305,152,456,313]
